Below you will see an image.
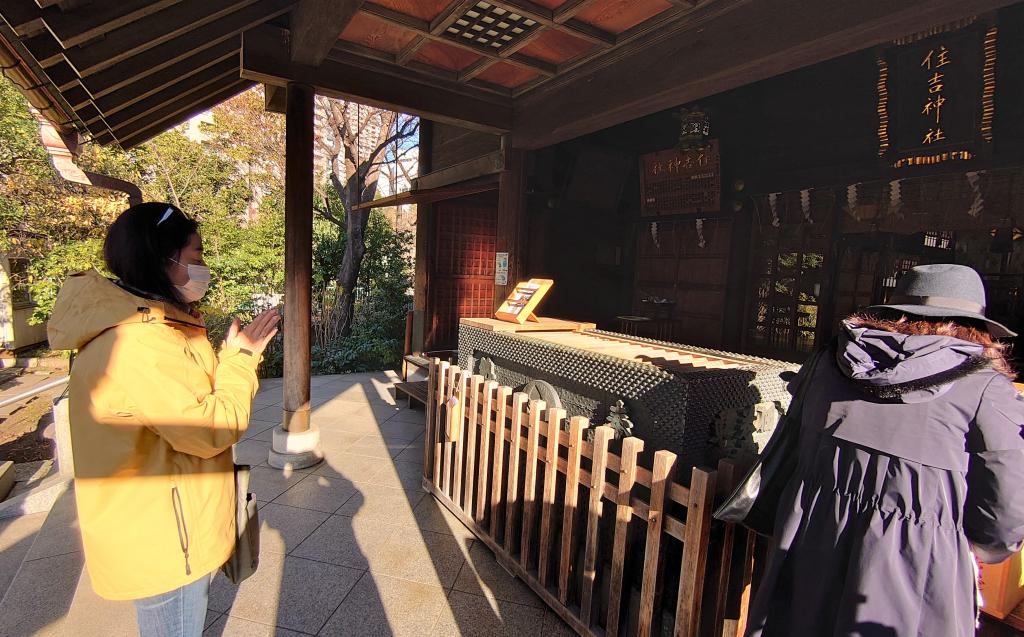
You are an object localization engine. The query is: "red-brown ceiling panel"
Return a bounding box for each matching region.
[341,12,418,54]
[574,0,674,34]
[475,61,539,88]
[518,29,595,65]
[365,0,453,22]
[414,40,483,71]
[528,0,569,8]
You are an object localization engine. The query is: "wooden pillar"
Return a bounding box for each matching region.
[494,139,527,311]
[413,119,434,353]
[283,82,314,433]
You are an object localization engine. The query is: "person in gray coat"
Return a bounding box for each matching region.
[746,264,1024,637]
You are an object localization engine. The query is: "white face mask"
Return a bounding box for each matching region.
[170,259,211,303]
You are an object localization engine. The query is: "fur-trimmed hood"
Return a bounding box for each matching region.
[836,321,989,403]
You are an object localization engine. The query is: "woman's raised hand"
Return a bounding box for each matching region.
[224,308,281,356]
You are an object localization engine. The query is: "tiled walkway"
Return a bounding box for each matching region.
[0,372,573,636]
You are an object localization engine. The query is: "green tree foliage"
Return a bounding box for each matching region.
[2,81,413,376]
[0,78,126,315]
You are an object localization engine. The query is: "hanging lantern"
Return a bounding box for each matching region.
[675,106,711,151]
[768,192,780,227]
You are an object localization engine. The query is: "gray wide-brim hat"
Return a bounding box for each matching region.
[868,263,1016,338]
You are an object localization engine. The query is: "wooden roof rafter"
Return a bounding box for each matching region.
[242,25,512,133]
[60,0,258,78]
[112,80,256,148]
[14,0,182,48]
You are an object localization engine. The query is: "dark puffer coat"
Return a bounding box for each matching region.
[745,324,1024,637]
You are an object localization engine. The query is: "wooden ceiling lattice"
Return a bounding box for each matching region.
[441,2,540,53]
[353,0,689,93]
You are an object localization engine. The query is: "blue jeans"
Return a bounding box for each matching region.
[133,573,211,637]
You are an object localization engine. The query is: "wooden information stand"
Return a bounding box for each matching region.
[494,278,554,324]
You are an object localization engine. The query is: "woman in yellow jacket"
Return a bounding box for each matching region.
[47,202,280,637]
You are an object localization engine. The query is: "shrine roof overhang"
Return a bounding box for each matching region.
[0,0,1017,151]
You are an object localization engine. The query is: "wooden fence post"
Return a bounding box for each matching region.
[581,425,614,626]
[476,380,498,525]
[504,392,529,553]
[451,370,470,503]
[638,450,677,637]
[490,386,512,540]
[432,361,450,490]
[424,359,439,481]
[607,436,644,637]
[675,468,717,637]
[538,407,566,587]
[464,374,484,515]
[520,399,546,569]
[558,416,586,605]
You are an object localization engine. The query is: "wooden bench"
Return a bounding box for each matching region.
[394,380,429,408]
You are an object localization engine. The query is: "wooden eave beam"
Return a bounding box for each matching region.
[358,3,556,76]
[265,83,286,113]
[289,0,365,65]
[114,80,255,148]
[328,40,512,95]
[80,0,293,100]
[351,174,499,209]
[61,0,255,77]
[103,59,240,133]
[413,149,504,190]
[327,39,510,97]
[241,25,512,133]
[37,0,183,48]
[511,0,1021,148]
[91,38,240,116]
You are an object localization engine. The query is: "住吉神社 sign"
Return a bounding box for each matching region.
[879,20,996,168]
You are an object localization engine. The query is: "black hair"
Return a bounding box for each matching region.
[103,202,199,304]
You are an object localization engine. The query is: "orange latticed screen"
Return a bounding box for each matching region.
[428,201,497,349]
[435,205,496,278]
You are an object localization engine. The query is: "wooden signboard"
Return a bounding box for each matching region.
[639,140,721,216]
[494,278,553,324]
[880,19,994,168]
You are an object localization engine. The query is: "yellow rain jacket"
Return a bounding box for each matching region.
[48,269,260,600]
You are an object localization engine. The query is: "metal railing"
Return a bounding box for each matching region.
[0,376,69,411]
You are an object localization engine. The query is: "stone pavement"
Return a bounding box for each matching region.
[0,371,573,637]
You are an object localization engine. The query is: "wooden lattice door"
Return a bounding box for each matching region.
[427,199,497,350]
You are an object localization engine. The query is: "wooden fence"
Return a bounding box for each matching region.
[422,359,761,637]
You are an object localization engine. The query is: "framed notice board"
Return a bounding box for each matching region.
[640,140,721,216]
[495,278,554,324]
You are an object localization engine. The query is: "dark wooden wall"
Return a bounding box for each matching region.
[518,5,1024,360]
[421,5,1024,362]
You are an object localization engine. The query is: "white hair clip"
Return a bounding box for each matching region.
[156,206,175,226]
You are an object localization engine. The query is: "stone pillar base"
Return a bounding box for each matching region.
[267,425,323,470]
